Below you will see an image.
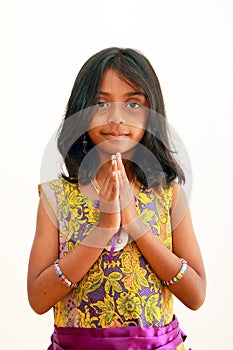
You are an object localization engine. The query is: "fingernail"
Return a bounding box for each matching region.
[116,152,122,161]
[111,154,116,160]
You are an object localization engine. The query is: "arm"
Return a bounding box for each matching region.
[116,153,206,310]
[125,182,206,310]
[27,172,120,315]
[27,197,107,315]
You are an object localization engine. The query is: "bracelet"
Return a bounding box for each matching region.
[54,259,76,288]
[162,258,188,286]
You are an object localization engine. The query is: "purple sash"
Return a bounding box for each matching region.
[48,316,187,350]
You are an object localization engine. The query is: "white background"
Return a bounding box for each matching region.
[1,0,233,348]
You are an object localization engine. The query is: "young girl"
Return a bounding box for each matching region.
[27,47,206,350]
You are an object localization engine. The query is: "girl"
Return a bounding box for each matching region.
[27,47,206,350]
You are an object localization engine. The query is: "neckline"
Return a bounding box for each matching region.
[60,177,148,205]
[90,175,145,199]
[91,175,139,196]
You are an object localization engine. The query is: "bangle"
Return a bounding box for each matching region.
[54,259,76,288]
[162,258,188,286]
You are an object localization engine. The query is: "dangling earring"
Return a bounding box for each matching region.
[83,133,88,154]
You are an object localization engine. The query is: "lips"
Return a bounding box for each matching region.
[103,132,128,136]
[102,131,129,139]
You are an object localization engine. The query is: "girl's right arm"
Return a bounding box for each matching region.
[27,171,120,315]
[27,197,106,314]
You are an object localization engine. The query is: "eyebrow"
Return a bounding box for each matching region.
[97,91,147,98]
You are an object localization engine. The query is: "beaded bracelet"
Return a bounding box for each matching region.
[162,258,188,286]
[54,260,76,288]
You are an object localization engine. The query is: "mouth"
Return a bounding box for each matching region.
[102,131,129,140]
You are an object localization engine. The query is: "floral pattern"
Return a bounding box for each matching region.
[41,178,175,330]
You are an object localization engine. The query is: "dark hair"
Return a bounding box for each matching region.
[57,47,185,187]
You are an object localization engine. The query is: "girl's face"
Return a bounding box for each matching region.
[88,69,148,157]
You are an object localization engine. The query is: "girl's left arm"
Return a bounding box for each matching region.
[132,182,206,310]
[169,182,206,309]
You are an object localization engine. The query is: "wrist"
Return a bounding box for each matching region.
[98,213,120,231]
[99,197,120,214]
[122,216,149,239]
[80,224,118,249]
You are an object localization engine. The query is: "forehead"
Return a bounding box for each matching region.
[98,69,145,96]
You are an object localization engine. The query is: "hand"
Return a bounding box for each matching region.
[97,158,121,233]
[115,153,148,239]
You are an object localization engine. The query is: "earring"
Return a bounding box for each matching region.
[83,133,88,154]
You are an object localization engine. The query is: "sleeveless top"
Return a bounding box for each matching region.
[40,178,175,329]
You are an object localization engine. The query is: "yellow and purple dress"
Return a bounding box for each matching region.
[40,178,187,350]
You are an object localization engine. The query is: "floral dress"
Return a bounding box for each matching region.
[40,178,186,350]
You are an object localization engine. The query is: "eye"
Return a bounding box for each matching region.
[125,102,141,109]
[97,102,109,108]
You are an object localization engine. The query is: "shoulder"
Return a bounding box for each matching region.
[170,181,188,214]
[154,181,174,206]
[38,177,78,197]
[153,181,186,212]
[38,178,80,217]
[169,183,190,234]
[171,181,179,209]
[38,178,64,194]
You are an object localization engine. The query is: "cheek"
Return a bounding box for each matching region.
[135,114,148,130]
[133,127,146,142]
[127,113,147,130]
[132,115,148,141]
[87,127,99,144]
[88,119,99,130]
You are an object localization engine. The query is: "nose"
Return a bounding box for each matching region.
[107,102,125,124]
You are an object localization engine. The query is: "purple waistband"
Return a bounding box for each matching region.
[48,316,187,350]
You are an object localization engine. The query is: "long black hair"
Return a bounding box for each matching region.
[57,47,185,187]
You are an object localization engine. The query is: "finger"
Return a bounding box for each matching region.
[99,171,120,213]
[111,169,119,184]
[111,170,119,198]
[101,158,116,194]
[116,152,128,180]
[117,169,122,183]
[100,172,111,195]
[101,172,118,200]
[111,155,118,173]
[102,169,119,197]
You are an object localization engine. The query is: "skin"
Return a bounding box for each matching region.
[27,69,206,315]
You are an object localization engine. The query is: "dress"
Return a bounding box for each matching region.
[40,178,186,350]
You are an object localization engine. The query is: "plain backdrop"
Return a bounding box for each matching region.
[1,0,233,348]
